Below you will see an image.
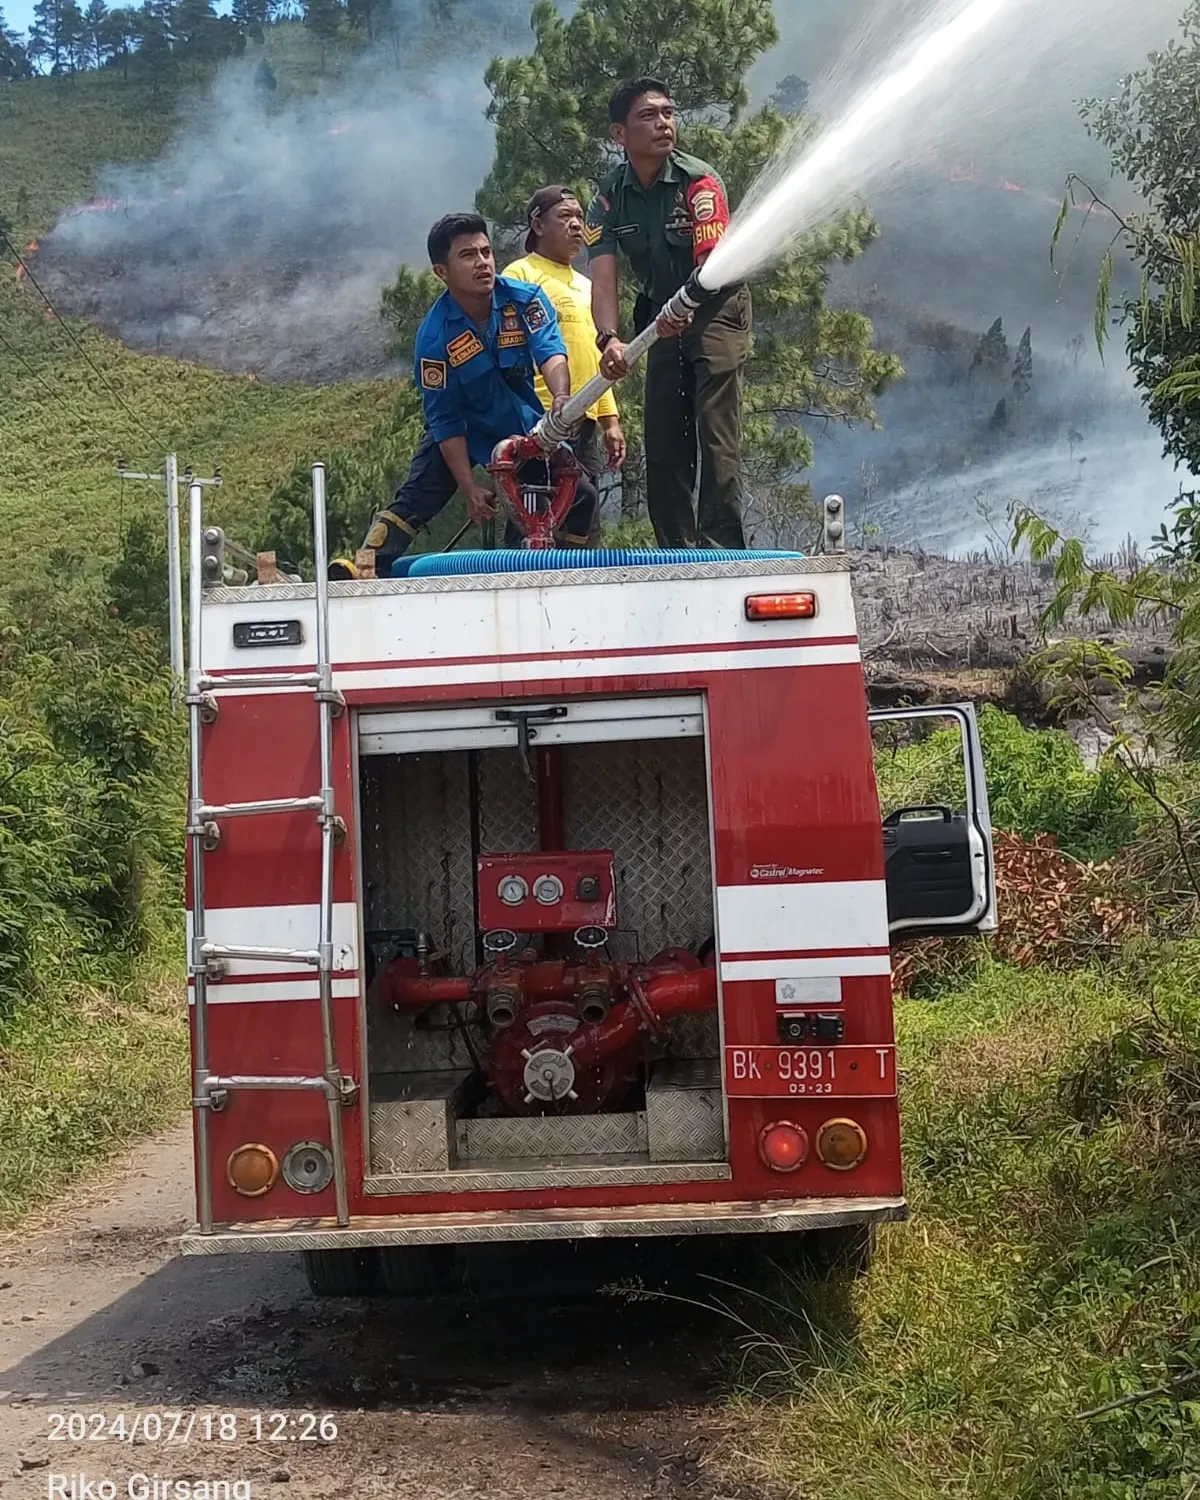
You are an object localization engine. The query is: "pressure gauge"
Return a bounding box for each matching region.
[532,874,565,905]
[497,874,528,906]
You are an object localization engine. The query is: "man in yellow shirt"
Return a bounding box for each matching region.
[504,186,627,516]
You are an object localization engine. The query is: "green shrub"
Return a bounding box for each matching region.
[263,385,430,570]
[0,572,184,1005]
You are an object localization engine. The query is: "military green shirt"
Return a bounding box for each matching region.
[585,151,733,308]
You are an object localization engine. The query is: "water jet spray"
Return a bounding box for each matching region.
[526,0,1025,455]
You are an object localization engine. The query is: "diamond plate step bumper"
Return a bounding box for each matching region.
[179,1195,909,1254]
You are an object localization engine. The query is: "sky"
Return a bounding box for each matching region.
[3,0,232,33]
[6,0,39,30]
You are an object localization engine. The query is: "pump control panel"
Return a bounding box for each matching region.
[477,851,617,933]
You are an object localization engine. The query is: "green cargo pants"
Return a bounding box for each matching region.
[642,283,751,550]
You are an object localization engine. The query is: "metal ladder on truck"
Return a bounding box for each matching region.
[183,464,355,1233]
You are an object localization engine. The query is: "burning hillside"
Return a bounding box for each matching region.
[34,7,526,383]
[38,191,403,383]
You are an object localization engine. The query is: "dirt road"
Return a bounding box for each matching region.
[0,1124,774,1499]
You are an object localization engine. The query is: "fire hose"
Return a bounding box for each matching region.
[533,270,720,448]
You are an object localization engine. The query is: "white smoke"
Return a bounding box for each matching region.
[751,0,1193,553]
[42,2,532,381]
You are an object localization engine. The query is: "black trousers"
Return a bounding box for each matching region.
[641,283,750,550]
[363,429,599,574]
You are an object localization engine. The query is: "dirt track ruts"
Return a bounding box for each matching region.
[0,1124,779,1499]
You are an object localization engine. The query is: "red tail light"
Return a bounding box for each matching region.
[758,1120,810,1172]
[744,592,817,620]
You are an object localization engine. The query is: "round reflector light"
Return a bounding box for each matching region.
[757,1120,809,1173]
[282,1140,335,1194]
[817,1118,868,1171]
[226,1142,279,1197]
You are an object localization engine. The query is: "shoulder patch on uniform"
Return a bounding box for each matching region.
[420,358,447,389]
[691,188,718,223]
[584,193,609,245]
[447,330,485,367]
[522,298,548,332]
[687,174,731,257]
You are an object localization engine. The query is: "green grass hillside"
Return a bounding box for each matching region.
[0,58,400,569]
[0,48,401,1225]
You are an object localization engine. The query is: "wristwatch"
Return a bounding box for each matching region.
[595,329,618,351]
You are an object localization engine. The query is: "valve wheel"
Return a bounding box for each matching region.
[521,1046,578,1104]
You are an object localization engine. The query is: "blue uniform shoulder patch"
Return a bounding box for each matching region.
[522,297,548,332]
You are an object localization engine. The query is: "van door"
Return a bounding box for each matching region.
[868,703,997,938]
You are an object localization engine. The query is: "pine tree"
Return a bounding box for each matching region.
[970,316,1009,377]
[770,73,809,115]
[174,0,219,64]
[345,0,379,40]
[82,0,106,65]
[135,0,175,94]
[29,0,66,70]
[99,5,138,77]
[462,0,900,518]
[301,0,341,72]
[59,0,86,70]
[232,0,269,43]
[1011,326,1033,401]
[0,5,32,77]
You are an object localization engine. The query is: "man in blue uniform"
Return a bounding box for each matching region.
[335,213,598,577]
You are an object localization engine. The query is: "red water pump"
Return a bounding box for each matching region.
[376,849,717,1115]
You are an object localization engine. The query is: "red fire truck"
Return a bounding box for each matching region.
[177,469,995,1294]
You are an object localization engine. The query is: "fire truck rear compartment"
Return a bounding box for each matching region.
[356,712,725,1191]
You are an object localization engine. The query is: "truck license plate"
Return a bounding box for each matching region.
[724,1045,897,1098]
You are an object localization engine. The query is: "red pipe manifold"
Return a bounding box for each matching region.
[380,958,717,1115]
[488,434,582,550]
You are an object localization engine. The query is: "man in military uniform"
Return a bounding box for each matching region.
[333,213,598,578]
[588,77,749,550]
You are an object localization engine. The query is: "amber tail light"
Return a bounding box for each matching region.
[816,1118,868,1170]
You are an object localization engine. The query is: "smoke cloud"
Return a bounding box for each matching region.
[42,2,532,382]
[753,0,1193,553]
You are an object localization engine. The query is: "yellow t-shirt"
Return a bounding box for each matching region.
[502,252,619,422]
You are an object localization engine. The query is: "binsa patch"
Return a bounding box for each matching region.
[420,358,447,389]
[691,188,718,223]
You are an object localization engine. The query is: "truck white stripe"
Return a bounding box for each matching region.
[721,954,892,982]
[212,641,861,697]
[186,902,358,975]
[187,978,361,1005]
[716,879,890,955]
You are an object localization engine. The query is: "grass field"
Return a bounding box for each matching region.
[725,947,1200,1499]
